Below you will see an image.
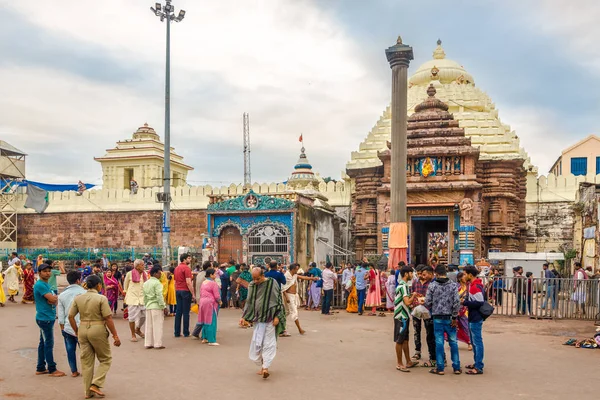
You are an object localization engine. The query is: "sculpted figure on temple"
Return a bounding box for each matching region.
[383,202,391,223]
[459,198,474,225]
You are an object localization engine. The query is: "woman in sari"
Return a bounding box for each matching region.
[5,261,22,303]
[365,266,383,316]
[346,276,358,313]
[104,269,120,315]
[36,255,44,272]
[385,270,396,311]
[237,265,252,327]
[22,262,36,303]
[166,267,177,316]
[0,272,6,306]
[196,268,222,345]
[456,272,472,350]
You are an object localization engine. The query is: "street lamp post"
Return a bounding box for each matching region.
[150,1,186,268]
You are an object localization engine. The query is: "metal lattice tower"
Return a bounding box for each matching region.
[243,112,251,188]
[0,141,26,251]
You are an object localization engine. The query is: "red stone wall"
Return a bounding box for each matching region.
[17,210,207,248]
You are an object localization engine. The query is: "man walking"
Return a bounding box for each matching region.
[174,253,194,338]
[412,265,436,367]
[123,259,147,342]
[355,263,369,315]
[321,262,337,315]
[463,266,486,375]
[219,264,230,308]
[33,264,65,377]
[143,266,167,349]
[282,263,315,335]
[241,267,286,379]
[424,264,461,375]
[57,271,86,377]
[394,265,418,372]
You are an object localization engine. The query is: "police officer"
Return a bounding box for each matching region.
[69,274,121,398]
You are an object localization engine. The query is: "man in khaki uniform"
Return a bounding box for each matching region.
[69,275,121,398]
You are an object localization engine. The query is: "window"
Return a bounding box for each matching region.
[571,157,587,176]
[306,223,312,256]
[559,160,562,175]
[248,225,289,254]
[124,168,134,189]
[596,157,600,175]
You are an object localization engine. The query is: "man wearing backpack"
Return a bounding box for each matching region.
[463,266,485,375]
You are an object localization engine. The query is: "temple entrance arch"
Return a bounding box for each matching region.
[411,216,449,265]
[218,226,243,264]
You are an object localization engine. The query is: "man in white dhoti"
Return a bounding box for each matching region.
[281,263,316,336]
[241,267,286,379]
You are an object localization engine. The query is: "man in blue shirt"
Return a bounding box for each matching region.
[34,264,65,377]
[57,271,86,377]
[264,261,286,288]
[355,263,369,315]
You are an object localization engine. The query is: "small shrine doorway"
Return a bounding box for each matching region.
[218,226,243,264]
[411,216,449,265]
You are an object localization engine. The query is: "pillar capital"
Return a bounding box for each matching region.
[385,38,414,68]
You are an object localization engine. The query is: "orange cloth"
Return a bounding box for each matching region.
[388,248,407,269]
[388,222,408,249]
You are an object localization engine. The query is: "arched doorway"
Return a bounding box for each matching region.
[218,226,242,264]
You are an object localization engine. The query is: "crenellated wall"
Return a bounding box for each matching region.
[14,181,352,215]
[524,172,600,253]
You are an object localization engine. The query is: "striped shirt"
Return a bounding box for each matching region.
[394,280,411,320]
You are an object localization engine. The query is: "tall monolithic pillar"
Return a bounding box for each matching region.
[385,36,413,266]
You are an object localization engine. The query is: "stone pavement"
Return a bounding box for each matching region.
[0,294,597,400]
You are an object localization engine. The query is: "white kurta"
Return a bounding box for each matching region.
[5,265,20,295]
[249,322,277,369]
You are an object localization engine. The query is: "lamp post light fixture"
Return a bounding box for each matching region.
[150,1,186,268]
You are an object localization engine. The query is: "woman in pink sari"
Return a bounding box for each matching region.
[195,268,222,345]
[365,265,383,316]
[456,272,472,350]
[104,269,120,315]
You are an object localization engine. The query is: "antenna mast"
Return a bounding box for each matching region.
[243,112,251,188]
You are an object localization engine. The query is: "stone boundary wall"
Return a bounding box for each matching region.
[14,181,352,214]
[17,209,207,249]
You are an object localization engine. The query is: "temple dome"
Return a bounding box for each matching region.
[347,40,535,173]
[132,123,160,140]
[287,146,319,189]
[409,40,474,86]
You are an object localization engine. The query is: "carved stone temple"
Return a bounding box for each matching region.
[348,81,527,264]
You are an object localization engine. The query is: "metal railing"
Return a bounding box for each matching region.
[486,276,600,321]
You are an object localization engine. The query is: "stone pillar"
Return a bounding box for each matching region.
[385,36,413,266]
[386,37,413,223]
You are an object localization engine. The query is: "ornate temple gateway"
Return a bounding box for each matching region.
[348,82,527,264]
[207,147,336,266]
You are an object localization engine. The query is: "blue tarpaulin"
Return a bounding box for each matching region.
[17,180,95,192]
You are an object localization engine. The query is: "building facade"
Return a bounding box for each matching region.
[550,135,600,177]
[95,123,193,189]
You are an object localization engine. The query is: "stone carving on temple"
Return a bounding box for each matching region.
[460,198,474,226]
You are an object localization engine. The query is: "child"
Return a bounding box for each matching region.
[166,266,177,316]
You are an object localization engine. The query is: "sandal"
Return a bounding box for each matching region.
[563,338,576,346]
[406,362,418,369]
[429,368,444,375]
[89,385,105,397]
[411,353,421,361]
[454,369,462,375]
[465,364,475,370]
[421,360,436,368]
[466,369,483,375]
[396,366,411,373]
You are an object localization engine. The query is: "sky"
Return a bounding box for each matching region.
[1,0,599,186]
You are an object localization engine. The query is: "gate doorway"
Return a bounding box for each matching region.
[218,226,242,264]
[411,216,449,265]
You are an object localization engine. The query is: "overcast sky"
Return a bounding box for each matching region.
[2,0,599,186]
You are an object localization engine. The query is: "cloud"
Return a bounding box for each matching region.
[2,0,387,185]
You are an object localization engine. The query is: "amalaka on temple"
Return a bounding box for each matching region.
[347,41,528,264]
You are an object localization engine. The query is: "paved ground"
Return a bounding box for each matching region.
[0,289,598,400]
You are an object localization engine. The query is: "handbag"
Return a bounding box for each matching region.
[479,302,494,321]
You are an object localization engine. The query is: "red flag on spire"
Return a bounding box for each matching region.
[299,134,303,143]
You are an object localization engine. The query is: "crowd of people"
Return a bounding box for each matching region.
[5,249,600,397]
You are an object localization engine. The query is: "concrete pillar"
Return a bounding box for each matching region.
[385,37,413,223]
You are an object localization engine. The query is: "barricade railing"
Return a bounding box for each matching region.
[487,276,600,321]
